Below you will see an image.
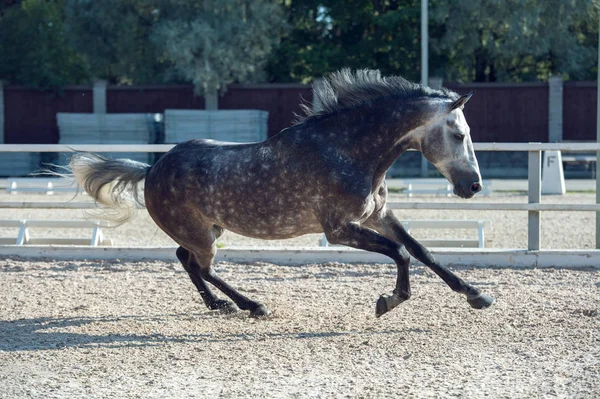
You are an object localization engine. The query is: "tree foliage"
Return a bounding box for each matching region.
[0,0,89,90]
[430,0,598,82]
[151,0,287,95]
[64,0,166,84]
[65,0,286,93]
[268,0,599,83]
[267,0,424,83]
[2,0,599,90]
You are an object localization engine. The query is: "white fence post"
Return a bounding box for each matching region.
[93,80,107,114]
[205,90,218,111]
[548,76,563,143]
[528,150,542,250]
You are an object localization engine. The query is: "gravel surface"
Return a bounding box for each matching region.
[0,259,598,398]
[0,192,597,249]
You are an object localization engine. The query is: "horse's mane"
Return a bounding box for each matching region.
[296,68,459,124]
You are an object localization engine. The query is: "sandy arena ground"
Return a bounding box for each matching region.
[0,191,599,398]
[0,259,598,398]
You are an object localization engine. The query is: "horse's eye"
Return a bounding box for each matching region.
[453,133,465,141]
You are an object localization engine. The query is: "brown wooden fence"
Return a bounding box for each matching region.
[445,82,550,143]
[1,82,597,144]
[563,81,597,141]
[4,86,93,144]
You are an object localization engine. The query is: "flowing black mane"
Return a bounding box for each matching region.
[297,68,459,123]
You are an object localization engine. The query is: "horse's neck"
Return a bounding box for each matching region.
[340,101,431,173]
[287,99,436,185]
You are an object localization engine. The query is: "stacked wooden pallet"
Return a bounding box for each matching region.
[57,113,157,164]
[164,110,268,143]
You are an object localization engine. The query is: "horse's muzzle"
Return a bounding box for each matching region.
[453,180,482,199]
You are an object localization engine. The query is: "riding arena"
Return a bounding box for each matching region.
[0,70,598,398]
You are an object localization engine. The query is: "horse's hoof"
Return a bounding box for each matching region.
[467,293,495,309]
[210,300,239,314]
[250,305,271,318]
[375,295,390,318]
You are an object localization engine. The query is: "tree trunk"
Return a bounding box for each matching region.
[474,49,487,82]
[489,62,497,82]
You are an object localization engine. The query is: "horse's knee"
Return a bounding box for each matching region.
[397,246,410,265]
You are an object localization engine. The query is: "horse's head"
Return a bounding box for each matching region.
[417,92,482,199]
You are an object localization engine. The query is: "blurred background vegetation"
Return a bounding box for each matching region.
[0,0,598,92]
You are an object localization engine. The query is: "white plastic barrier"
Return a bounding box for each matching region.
[542,150,566,194]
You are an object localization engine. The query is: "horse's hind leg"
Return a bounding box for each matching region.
[183,228,270,317]
[176,246,238,313]
[194,248,271,318]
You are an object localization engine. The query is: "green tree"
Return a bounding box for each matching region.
[64,0,165,84]
[151,0,287,106]
[0,0,89,90]
[430,0,599,82]
[268,0,424,83]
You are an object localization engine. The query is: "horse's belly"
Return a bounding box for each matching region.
[215,208,323,240]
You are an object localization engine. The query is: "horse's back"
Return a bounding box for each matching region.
[172,138,259,151]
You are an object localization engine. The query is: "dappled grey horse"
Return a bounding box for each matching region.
[70,69,494,318]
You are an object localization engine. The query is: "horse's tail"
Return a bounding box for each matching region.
[70,153,150,226]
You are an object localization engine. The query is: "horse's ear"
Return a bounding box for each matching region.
[450,91,474,111]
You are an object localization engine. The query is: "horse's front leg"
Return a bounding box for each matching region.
[368,209,495,310]
[323,221,412,317]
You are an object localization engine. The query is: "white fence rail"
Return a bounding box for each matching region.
[0,219,111,246]
[0,142,599,251]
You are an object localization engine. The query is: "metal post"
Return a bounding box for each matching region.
[420,0,428,87]
[0,80,4,144]
[420,0,429,177]
[528,150,541,250]
[596,16,600,249]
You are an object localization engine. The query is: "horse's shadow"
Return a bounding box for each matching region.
[0,313,428,352]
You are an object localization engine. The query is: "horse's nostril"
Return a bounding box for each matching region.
[471,183,482,193]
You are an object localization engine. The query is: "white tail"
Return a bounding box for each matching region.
[70,153,150,226]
